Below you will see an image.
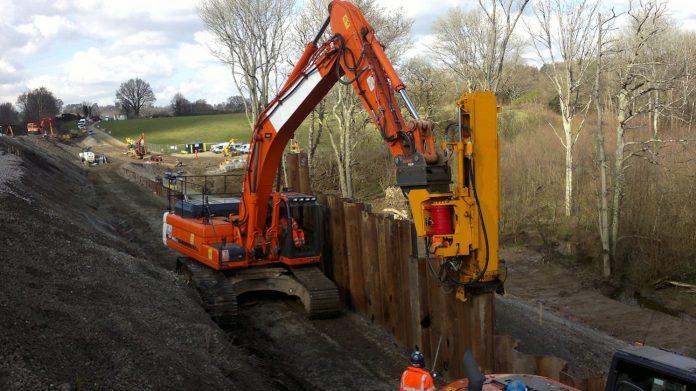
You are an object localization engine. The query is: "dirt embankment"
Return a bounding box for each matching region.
[1,135,410,390]
[0,136,276,390]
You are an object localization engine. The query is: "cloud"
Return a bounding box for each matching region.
[2,0,696,108]
[66,47,175,84]
[0,60,22,85]
[0,0,206,105]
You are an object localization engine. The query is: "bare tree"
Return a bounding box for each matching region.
[432,0,530,93]
[605,0,686,278]
[290,0,411,197]
[115,78,155,118]
[199,0,295,128]
[671,32,696,129]
[400,57,452,120]
[0,102,19,125]
[592,10,619,278]
[16,87,62,122]
[529,0,599,217]
[322,0,412,198]
[325,86,361,198]
[81,101,98,118]
[643,24,692,136]
[293,0,332,174]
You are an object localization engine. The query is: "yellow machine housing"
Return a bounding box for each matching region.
[406,91,500,298]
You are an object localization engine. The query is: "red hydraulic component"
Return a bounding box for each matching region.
[425,205,454,235]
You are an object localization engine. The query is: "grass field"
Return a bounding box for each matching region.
[99,113,252,145]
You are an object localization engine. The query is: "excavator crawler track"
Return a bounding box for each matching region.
[176,258,238,327]
[291,266,340,319]
[176,258,340,324]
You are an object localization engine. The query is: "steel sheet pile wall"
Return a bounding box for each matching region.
[120,167,170,197]
[321,194,494,379]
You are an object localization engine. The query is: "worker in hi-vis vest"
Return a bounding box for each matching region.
[400,350,435,391]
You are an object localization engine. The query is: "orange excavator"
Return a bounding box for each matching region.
[27,117,56,136]
[39,117,56,137]
[27,122,40,134]
[126,133,147,159]
[163,0,501,324]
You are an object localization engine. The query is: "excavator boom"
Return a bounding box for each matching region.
[238,0,440,251]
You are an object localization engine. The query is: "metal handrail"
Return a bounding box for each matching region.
[163,173,242,213]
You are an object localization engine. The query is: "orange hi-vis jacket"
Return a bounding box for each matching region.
[400,366,435,391]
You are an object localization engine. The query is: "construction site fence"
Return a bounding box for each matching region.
[318,194,607,389]
[115,167,606,390]
[120,166,172,198]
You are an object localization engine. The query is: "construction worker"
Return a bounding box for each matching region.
[400,350,435,391]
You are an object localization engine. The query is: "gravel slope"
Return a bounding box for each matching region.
[0,136,275,390]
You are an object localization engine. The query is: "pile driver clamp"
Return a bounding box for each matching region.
[163,0,502,324]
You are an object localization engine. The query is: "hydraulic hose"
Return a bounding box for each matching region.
[468,160,489,283]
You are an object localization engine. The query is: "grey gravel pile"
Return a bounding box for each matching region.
[0,137,273,390]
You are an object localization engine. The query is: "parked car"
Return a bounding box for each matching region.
[211,142,230,154]
[235,143,250,153]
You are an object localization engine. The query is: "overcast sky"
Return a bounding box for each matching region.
[1,0,695,108]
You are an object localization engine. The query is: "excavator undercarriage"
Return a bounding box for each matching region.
[176,257,339,325]
[163,172,340,323]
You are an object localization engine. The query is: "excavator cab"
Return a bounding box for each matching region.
[277,194,323,260]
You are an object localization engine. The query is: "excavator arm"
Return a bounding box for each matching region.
[239,0,441,250]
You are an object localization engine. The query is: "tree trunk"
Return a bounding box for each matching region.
[594,13,611,278]
[308,103,326,175]
[563,118,573,217]
[650,90,659,136]
[337,160,348,197]
[610,91,628,278]
[327,86,355,199]
[343,96,354,199]
[596,124,611,278]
